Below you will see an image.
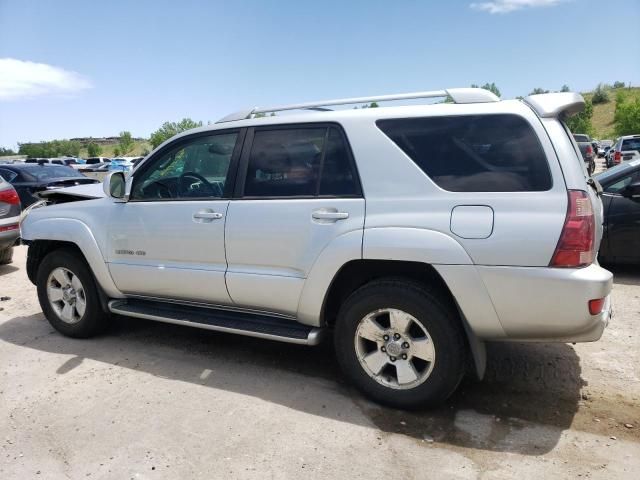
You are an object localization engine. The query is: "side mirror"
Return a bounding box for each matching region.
[103,171,128,201]
[623,182,640,200]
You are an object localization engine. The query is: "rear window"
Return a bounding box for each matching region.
[377,114,552,192]
[622,138,640,153]
[23,166,80,181]
[573,134,590,142]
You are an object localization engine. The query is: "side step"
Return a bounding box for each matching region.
[108,299,324,345]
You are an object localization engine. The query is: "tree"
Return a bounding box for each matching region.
[113,147,121,157]
[565,99,594,136]
[87,142,102,157]
[529,87,550,95]
[613,92,640,136]
[149,118,203,149]
[613,81,625,89]
[471,83,501,97]
[118,131,134,155]
[17,139,80,157]
[591,83,610,105]
[0,147,16,156]
[560,84,570,92]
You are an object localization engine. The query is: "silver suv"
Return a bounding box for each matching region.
[21,88,613,408]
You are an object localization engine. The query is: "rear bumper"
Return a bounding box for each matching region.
[476,264,613,342]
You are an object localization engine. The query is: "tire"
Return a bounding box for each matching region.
[334,279,467,409]
[36,248,109,338]
[0,247,13,265]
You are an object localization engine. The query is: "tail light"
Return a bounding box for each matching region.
[614,151,622,164]
[0,187,20,205]
[550,190,595,268]
[586,145,593,157]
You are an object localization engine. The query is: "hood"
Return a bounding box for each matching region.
[37,181,105,204]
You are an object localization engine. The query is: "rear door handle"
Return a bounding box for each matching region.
[193,210,223,222]
[312,210,349,221]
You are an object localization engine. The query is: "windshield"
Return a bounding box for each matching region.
[22,166,82,181]
[621,138,640,153]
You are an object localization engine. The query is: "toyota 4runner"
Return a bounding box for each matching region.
[20,88,613,408]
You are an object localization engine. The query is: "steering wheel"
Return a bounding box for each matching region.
[178,171,219,197]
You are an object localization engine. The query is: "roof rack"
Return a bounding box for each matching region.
[216,88,500,123]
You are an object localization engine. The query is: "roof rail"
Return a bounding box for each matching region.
[216,88,500,123]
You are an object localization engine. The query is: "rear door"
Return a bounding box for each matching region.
[224,124,364,316]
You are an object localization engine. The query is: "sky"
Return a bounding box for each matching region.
[1,0,639,149]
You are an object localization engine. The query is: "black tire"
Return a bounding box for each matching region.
[0,247,13,265]
[36,248,109,338]
[334,279,467,409]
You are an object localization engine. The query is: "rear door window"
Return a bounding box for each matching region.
[377,114,552,192]
[242,126,360,198]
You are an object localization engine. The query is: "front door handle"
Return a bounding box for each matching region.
[193,210,223,222]
[312,209,349,221]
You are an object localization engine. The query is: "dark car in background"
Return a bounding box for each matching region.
[573,133,596,175]
[599,139,613,158]
[0,175,21,265]
[0,163,99,207]
[596,159,640,265]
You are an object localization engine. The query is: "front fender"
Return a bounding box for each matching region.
[21,216,123,298]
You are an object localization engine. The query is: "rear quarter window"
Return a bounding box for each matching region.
[377,114,552,192]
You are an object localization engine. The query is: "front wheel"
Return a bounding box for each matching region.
[36,248,109,338]
[334,280,467,409]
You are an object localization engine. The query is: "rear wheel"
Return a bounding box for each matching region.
[0,247,13,265]
[36,249,108,338]
[334,279,467,409]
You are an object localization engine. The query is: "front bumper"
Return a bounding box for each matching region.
[476,264,613,342]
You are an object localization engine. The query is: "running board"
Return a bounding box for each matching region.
[108,299,324,345]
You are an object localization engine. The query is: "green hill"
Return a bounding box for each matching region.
[582,87,640,140]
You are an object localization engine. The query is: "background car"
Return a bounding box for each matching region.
[85,157,111,165]
[0,175,21,265]
[108,157,134,172]
[573,133,596,174]
[0,163,99,207]
[599,139,613,158]
[610,135,640,166]
[596,159,640,264]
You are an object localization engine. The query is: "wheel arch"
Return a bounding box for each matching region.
[22,217,122,299]
[321,259,487,379]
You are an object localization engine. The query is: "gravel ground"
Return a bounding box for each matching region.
[1,241,638,479]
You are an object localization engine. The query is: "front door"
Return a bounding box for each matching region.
[224,125,365,316]
[603,169,640,263]
[106,130,242,304]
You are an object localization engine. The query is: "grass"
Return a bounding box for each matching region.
[582,86,640,140]
[78,140,151,158]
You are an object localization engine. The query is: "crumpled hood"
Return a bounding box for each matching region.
[38,182,105,200]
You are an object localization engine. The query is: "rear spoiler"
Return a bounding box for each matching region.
[523,92,585,118]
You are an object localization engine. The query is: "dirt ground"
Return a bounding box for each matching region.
[1,241,638,479]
